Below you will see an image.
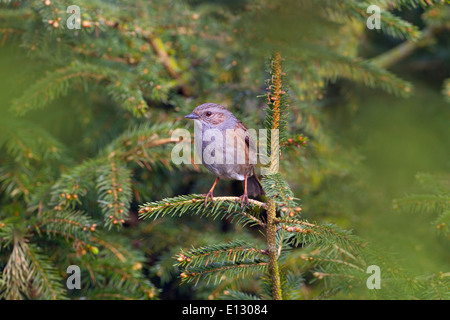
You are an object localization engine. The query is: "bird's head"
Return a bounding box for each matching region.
[185,103,234,127]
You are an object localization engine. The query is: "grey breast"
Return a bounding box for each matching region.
[195,117,247,181]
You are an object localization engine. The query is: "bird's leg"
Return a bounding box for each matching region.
[204,177,220,206]
[239,175,249,208]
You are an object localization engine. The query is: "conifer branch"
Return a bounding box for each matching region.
[176,240,268,270]
[180,261,269,285]
[139,195,266,227]
[10,62,114,116]
[275,216,365,252]
[3,0,445,300]
[219,290,262,300]
[339,1,422,40]
[24,243,66,300]
[262,173,302,218]
[97,161,132,228]
[0,235,30,300]
[393,194,450,215]
[0,234,66,300]
[266,201,282,300]
[371,24,448,69]
[91,236,126,263]
[100,10,191,96]
[31,210,96,241]
[264,52,285,300]
[265,51,289,153]
[393,173,450,234]
[316,54,413,97]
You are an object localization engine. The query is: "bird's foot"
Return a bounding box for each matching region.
[238,193,249,209]
[203,191,214,206]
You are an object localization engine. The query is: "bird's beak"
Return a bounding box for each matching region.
[185,113,200,120]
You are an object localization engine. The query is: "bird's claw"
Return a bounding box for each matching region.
[203,191,214,206]
[239,193,249,209]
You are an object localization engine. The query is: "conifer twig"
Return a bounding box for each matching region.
[265,51,284,300]
[372,24,448,69]
[139,195,267,228]
[266,200,282,300]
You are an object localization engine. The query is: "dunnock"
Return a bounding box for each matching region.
[185,103,264,207]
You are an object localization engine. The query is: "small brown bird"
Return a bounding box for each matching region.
[185,103,264,207]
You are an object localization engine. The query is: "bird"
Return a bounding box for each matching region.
[185,103,264,208]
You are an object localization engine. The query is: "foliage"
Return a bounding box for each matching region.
[394,173,450,236]
[0,0,449,299]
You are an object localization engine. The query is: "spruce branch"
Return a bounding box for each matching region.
[91,236,126,262]
[263,51,285,300]
[317,54,413,97]
[10,62,114,116]
[0,116,64,164]
[314,0,427,41]
[97,160,132,228]
[266,200,282,300]
[71,232,158,299]
[0,234,66,300]
[70,46,140,66]
[393,173,450,234]
[82,257,158,299]
[275,216,366,252]
[180,261,269,285]
[176,240,268,275]
[104,122,182,170]
[10,61,148,116]
[219,290,261,300]
[0,235,31,300]
[376,0,448,10]
[145,33,190,96]
[265,51,289,153]
[372,25,449,69]
[95,263,156,299]
[139,194,266,228]
[393,194,450,215]
[349,2,421,40]
[262,173,302,217]
[30,210,96,242]
[99,7,192,96]
[24,242,66,300]
[370,1,450,70]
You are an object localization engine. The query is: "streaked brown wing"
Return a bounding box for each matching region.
[233,120,256,167]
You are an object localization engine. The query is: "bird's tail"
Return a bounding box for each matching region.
[246,174,265,197]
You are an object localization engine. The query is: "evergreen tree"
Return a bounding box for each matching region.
[0,0,448,299]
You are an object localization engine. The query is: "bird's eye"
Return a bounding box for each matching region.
[205,111,212,117]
